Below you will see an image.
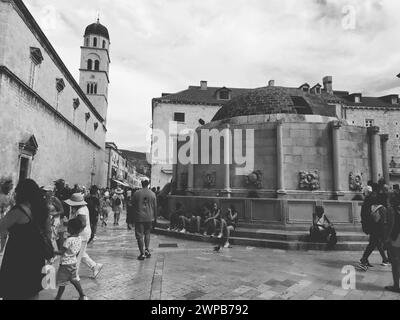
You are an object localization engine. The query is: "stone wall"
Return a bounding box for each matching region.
[177,115,377,200]
[0,74,104,187]
[168,195,362,231]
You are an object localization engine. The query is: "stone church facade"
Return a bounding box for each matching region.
[0,0,111,188]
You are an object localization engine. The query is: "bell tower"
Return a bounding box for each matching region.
[79,18,110,123]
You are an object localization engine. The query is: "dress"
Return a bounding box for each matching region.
[0,207,45,299]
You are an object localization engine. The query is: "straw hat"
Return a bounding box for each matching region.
[115,188,124,195]
[42,185,54,192]
[64,193,87,207]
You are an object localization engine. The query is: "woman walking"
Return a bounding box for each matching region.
[0,179,50,300]
[65,193,103,280]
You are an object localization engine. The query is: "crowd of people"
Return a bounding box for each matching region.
[0,177,157,300]
[168,201,238,250]
[356,179,400,294]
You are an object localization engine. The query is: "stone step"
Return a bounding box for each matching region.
[233,228,368,242]
[237,222,363,232]
[153,226,368,252]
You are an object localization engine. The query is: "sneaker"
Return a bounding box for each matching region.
[224,242,230,248]
[180,229,186,234]
[145,250,151,259]
[381,261,391,267]
[357,262,368,272]
[79,296,89,300]
[217,233,223,239]
[137,254,145,261]
[92,263,104,279]
[385,286,400,293]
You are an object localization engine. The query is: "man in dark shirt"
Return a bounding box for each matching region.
[86,186,100,244]
[133,180,157,261]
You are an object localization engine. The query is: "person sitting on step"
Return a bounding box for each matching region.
[215,205,239,251]
[309,206,337,250]
[204,202,223,238]
[168,202,184,232]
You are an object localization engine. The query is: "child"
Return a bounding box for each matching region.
[101,193,112,228]
[55,218,88,300]
[48,203,60,252]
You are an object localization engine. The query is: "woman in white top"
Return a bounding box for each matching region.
[65,193,103,280]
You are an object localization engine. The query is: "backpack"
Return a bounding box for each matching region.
[115,197,122,206]
[361,202,372,235]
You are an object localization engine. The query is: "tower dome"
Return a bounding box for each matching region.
[84,19,110,40]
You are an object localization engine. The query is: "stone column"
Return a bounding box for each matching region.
[381,134,390,184]
[276,120,286,196]
[331,121,343,198]
[187,132,196,192]
[222,125,231,198]
[368,126,381,183]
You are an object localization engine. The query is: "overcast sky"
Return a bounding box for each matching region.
[26,0,400,152]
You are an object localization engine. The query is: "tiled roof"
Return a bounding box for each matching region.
[154,86,252,106]
[155,85,343,107]
[212,86,339,121]
[341,96,400,108]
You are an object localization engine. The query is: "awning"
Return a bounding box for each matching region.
[112,179,130,187]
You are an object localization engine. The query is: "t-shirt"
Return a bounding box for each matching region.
[133,188,157,223]
[71,206,91,242]
[60,236,82,265]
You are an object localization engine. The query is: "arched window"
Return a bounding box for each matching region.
[94,60,100,71]
[94,84,98,94]
[85,37,90,47]
[93,37,97,47]
[87,83,90,94]
[90,83,94,94]
[102,40,106,49]
[87,59,93,70]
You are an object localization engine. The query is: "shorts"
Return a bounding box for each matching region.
[135,222,152,239]
[57,264,78,286]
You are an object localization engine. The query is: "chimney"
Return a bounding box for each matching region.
[268,80,275,87]
[323,76,333,94]
[200,80,208,90]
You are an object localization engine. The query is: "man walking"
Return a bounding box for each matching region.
[133,180,157,261]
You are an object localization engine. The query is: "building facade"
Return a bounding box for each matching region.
[0,0,110,188]
[337,91,400,184]
[104,142,146,189]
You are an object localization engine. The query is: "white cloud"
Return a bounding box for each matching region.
[25,0,400,151]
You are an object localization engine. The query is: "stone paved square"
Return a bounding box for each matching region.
[0,219,391,301]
